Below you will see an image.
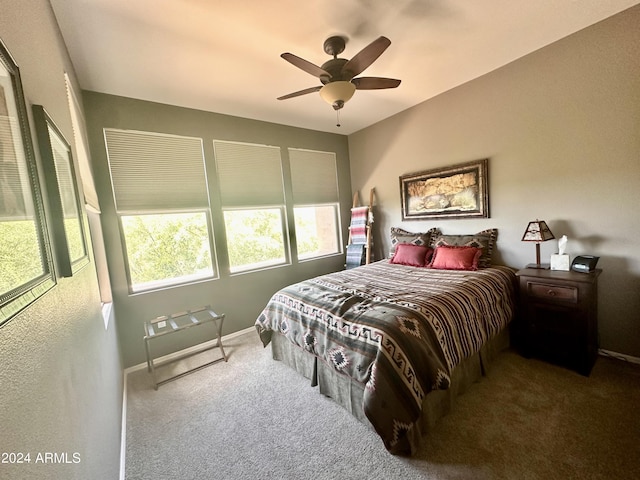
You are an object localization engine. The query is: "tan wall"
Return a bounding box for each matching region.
[0,1,122,479]
[348,6,640,357]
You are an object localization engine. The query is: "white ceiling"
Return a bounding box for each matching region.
[50,0,639,135]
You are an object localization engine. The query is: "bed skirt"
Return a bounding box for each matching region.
[270,327,510,454]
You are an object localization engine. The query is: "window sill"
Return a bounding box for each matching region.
[297,251,343,263]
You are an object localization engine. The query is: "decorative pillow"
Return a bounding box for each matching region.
[389,227,441,258]
[390,244,434,267]
[432,229,497,268]
[428,246,482,271]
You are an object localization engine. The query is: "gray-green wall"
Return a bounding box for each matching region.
[348,5,640,357]
[82,92,351,368]
[0,1,123,479]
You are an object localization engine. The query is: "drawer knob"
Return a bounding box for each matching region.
[548,289,556,296]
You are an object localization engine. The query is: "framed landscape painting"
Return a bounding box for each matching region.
[400,158,489,220]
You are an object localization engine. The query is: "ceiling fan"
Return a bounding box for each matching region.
[277,35,401,117]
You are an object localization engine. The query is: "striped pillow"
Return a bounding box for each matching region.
[432,229,497,268]
[389,227,441,258]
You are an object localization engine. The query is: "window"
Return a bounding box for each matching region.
[294,205,340,260]
[65,72,113,313]
[85,207,112,306]
[214,141,287,273]
[120,211,213,292]
[289,148,341,260]
[223,208,286,272]
[104,129,216,293]
[0,40,54,324]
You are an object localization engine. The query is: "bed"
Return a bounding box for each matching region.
[255,228,516,455]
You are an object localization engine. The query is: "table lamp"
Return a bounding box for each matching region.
[522,220,555,268]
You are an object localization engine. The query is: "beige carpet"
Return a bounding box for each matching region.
[124,331,640,479]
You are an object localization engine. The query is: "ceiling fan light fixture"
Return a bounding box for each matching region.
[319,81,356,110]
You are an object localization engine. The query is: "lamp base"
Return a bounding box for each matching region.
[526,263,551,269]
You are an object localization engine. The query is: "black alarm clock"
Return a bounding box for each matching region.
[571,255,600,273]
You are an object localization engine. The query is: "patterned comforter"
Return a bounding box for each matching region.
[255,261,516,454]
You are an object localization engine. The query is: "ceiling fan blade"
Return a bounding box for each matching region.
[277,86,322,100]
[342,36,391,78]
[352,77,401,89]
[281,53,331,79]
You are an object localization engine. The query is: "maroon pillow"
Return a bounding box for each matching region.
[390,244,433,267]
[428,246,482,271]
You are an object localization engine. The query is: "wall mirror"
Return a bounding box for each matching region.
[33,104,88,277]
[0,39,55,324]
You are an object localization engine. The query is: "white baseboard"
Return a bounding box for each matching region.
[119,326,255,480]
[599,349,640,365]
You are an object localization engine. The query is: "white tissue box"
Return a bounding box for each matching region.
[550,254,570,271]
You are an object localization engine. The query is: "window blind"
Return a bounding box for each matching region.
[0,115,33,220]
[65,73,100,211]
[288,148,339,204]
[104,129,208,212]
[213,140,284,207]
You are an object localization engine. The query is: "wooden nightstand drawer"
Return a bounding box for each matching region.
[527,282,577,303]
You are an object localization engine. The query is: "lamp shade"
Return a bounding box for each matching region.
[319,81,356,110]
[522,220,555,242]
[522,220,555,268]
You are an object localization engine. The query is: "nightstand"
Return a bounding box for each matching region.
[515,268,602,376]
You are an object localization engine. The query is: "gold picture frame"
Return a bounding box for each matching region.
[400,159,489,220]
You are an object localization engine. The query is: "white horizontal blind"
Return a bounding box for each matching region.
[214,140,284,207]
[0,115,34,220]
[289,148,339,204]
[65,73,100,211]
[104,129,208,212]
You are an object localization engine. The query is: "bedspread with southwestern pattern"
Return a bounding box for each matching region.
[255,261,515,454]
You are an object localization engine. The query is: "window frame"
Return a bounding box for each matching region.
[104,129,218,294]
[288,147,343,263]
[64,72,113,326]
[0,39,55,325]
[222,205,290,274]
[293,202,342,261]
[213,139,290,275]
[118,208,218,294]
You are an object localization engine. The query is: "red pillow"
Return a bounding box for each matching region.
[428,246,482,271]
[390,244,433,267]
